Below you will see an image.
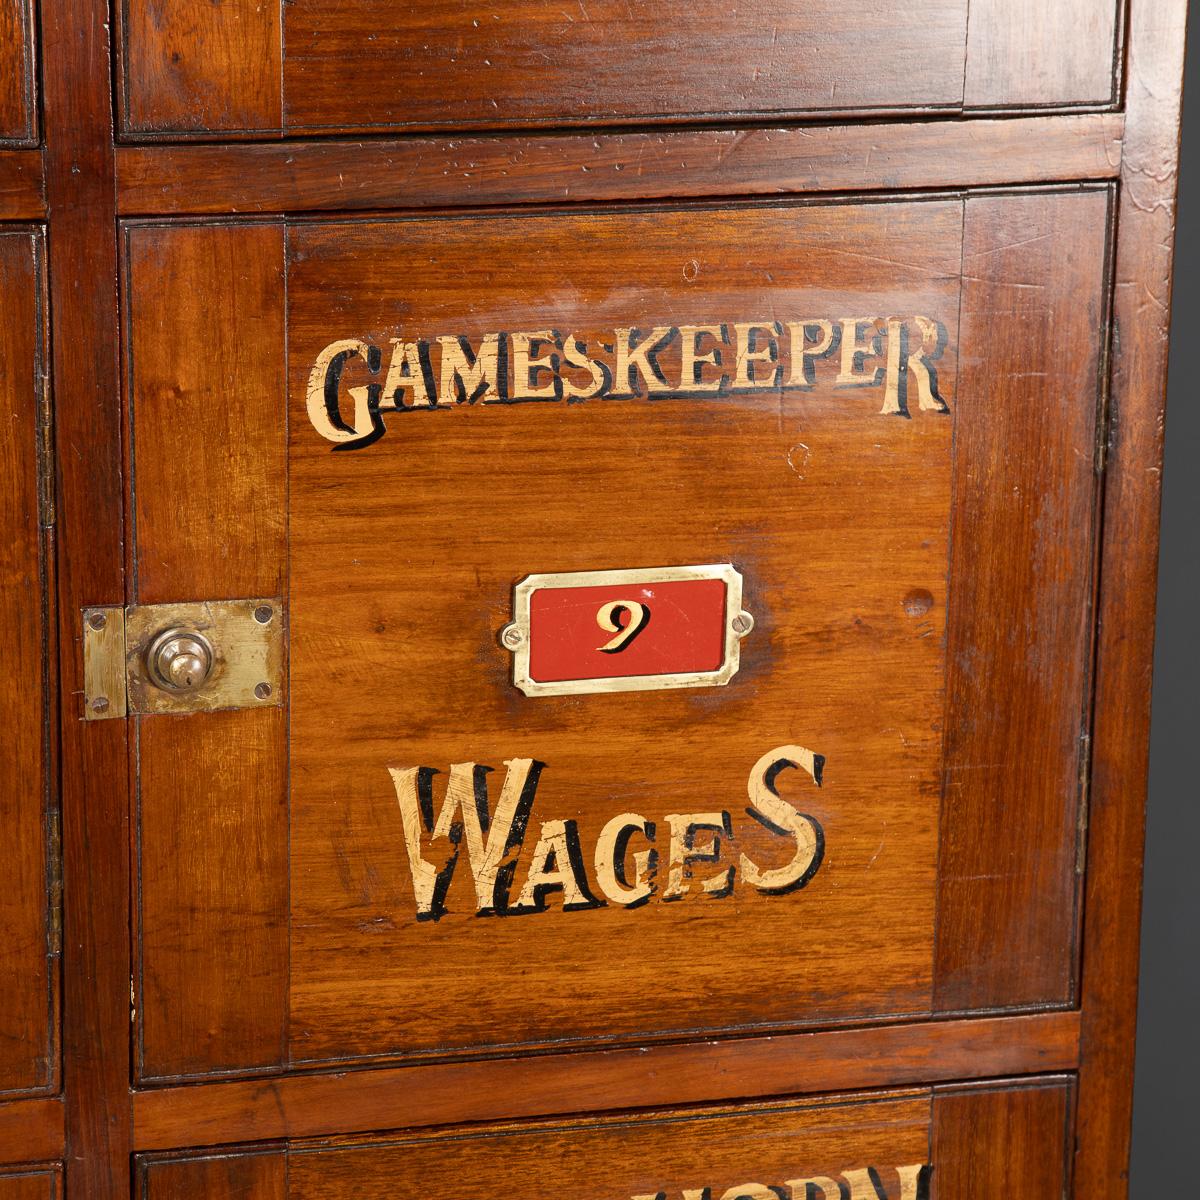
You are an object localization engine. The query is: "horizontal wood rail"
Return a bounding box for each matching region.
[0,150,45,220]
[133,1010,1080,1150]
[0,1096,64,1164]
[115,113,1123,217]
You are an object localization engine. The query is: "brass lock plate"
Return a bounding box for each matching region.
[82,598,285,718]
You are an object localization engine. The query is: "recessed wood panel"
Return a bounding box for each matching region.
[935,188,1110,1013]
[127,223,287,605]
[0,228,55,1098]
[0,0,36,143]
[136,709,288,1080]
[0,1167,59,1200]
[931,1079,1073,1197]
[137,1151,284,1200]
[966,0,1121,109]
[118,0,1120,138]
[126,223,289,1081]
[121,0,281,135]
[285,199,960,1066]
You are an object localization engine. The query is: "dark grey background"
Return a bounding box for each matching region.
[1129,15,1198,1195]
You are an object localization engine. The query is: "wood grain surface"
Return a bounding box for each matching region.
[125,223,289,1081]
[0,1097,63,1166]
[935,188,1111,1012]
[965,0,1121,108]
[121,188,1111,1080]
[118,0,1120,138]
[41,0,131,1188]
[0,229,55,1100]
[0,0,35,143]
[136,1078,1074,1198]
[0,1170,59,1200]
[931,1078,1073,1198]
[284,198,957,1066]
[11,0,1185,1186]
[137,1151,284,1200]
[0,152,43,220]
[131,1010,1079,1150]
[113,115,1125,218]
[1076,0,1190,1192]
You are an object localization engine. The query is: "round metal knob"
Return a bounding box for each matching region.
[145,627,214,693]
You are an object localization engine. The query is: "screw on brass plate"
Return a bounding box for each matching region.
[254,605,273,625]
[254,682,272,700]
[500,624,523,650]
[87,611,107,630]
[731,612,754,635]
[90,697,109,714]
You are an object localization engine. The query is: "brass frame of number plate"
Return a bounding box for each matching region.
[499,563,754,698]
[82,598,285,718]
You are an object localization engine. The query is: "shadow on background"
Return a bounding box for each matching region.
[1130,14,1200,1195]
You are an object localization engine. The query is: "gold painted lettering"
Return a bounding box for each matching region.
[513,818,596,911]
[843,1165,928,1200]
[783,1178,843,1200]
[389,758,540,920]
[594,813,657,907]
[510,330,562,401]
[381,337,436,408]
[739,745,825,894]
[663,812,734,900]
[837,317,885,386]
[786,319,836,387]
[881,316,904,415]
[438,333,500,404]
[733,321,782,389]
[903,315,950,413]
[561,334,608,400]
[305,338,378,444]
[613,326,677,396]
[678,324,728,392]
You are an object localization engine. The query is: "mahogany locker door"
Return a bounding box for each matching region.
[118,185,1108,1085]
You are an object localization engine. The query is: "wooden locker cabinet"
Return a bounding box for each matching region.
[0,0,1186,1196]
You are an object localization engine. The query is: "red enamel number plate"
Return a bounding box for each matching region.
[501,565,752,697]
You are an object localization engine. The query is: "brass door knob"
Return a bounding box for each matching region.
[145,627,214,693]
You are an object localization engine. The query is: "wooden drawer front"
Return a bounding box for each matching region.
[0,1167,59,1200]
[0,228,55,1098]
[0,0,35,143]
[136,1078,1071,1198]
[124,186,1108,1083]
[118,0,1121,138]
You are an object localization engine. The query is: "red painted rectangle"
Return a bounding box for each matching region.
[528,577,728,684]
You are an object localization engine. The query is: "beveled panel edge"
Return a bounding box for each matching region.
[131,1010,1079,1151]
[115,113,1123,217]
[0,151,45,220]
[0,1097,64,1166]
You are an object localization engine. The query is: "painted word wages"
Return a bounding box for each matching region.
[308,316,950,449]
[635,1162,931,1200]
[388,745,825,922]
